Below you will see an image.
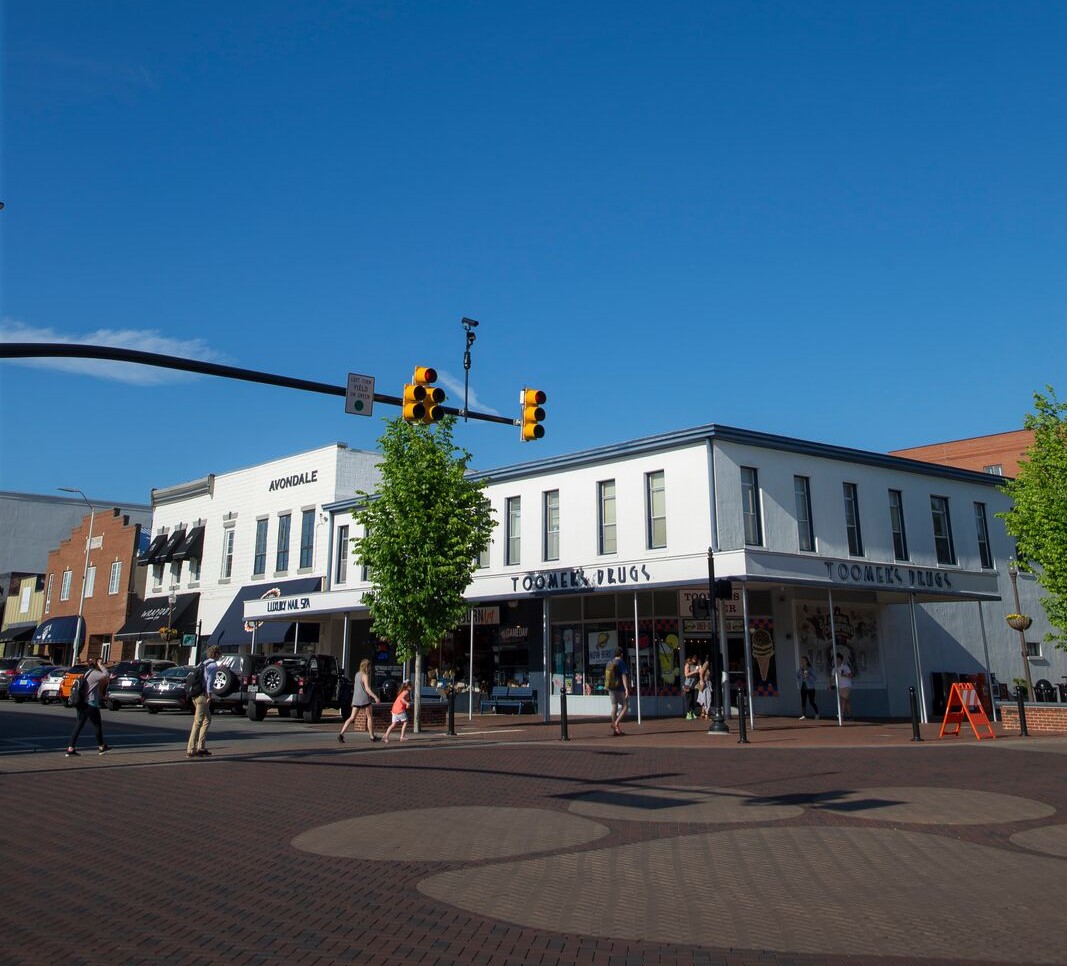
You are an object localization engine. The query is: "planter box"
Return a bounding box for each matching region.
[998,702,1067,735]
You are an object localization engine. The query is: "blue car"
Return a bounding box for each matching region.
[9,665,56,702]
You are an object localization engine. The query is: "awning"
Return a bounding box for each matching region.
[172,525,205,561]
[137,533,168,567]
[209,577,322,649]
[31,615,86,645]
[156,529,186,564]
[1,622,38,642]
[115,593,201,638]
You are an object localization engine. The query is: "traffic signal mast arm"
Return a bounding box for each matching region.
[0,343,520,426]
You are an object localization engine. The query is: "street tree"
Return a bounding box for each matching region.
[999,386,1067,650]
[352,415,495,729]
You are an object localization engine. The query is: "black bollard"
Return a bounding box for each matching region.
[736,687,749,744]
[1016,687,1029,737]
[559,684,571,741]
[908,686,923,742]
[446,685,457,736]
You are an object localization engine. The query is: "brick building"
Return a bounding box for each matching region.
[890,429,1035,478]
[32,508,147,665]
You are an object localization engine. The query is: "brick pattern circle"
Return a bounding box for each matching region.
[819,786,1055,825]
[291,805,609,861]
[567,785,804,824]
[1011,824,1067,858]
[418,827,1067,962]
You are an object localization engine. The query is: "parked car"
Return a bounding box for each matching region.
[8,665,56,702]
[247,653,351,723]
[58,665,90,706]
[38,667,69,705]
[0,658,25,698]
[211,653,267,715]
[106,659,177,711]
[18,656,53,672]
[142,666,196,714]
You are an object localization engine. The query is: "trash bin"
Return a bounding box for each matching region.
[1033,679,1056,702]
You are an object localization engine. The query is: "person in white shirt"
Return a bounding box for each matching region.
[834,652,854,720]
[187,646,220,758]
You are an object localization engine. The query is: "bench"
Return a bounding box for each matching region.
[482,686,537,714]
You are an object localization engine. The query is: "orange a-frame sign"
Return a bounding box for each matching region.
[938,682,996,740]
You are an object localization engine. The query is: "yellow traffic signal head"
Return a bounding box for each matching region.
[520,387,547,441]
[413,366,438,385]
[406,366,445,423]
[402,383,427,422]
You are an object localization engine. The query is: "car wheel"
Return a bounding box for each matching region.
[146,706,159,714]
[247,701,267,721]
[13,697,24,704]
[278,707,292,718]
[213,666,238,698]
[307,696,323,724]
[232,704,245,715]
[108,700,121,712]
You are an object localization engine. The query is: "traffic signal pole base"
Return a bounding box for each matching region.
[707,708,730,734]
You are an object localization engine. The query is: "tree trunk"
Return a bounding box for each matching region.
[414,651,423,733]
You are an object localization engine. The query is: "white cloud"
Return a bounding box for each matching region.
[0,320,225,386]
[436,369,501,417]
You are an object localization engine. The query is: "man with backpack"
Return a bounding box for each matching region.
[65,658,111,758]
[186,646,221,758]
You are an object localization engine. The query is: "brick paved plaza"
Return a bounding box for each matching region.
[2,708,1065,966]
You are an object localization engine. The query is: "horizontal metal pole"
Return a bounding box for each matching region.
[0,342,519,426]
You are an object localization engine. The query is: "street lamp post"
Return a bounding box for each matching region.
[58,487,96,665]
[1007,559,1035,698]
[167,586,177,662]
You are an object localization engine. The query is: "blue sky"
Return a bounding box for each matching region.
[2,1,1065,507]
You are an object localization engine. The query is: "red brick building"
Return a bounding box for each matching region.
[33,508,147,665]
[889,429,1035,478]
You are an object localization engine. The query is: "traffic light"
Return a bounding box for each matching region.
[520,387,546,441]
[714,579,733,600]
[403,366,445,423]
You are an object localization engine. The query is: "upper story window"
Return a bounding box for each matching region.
[276,513,291,572]
[188,555,201,583]
[740,467,763,546]
[794,476,814,552]
[646,471,666,550]
[843,482,864,556]
[169,560,181,588]
[543,490,560,562]
[84,565,96,599]
[45,573,54,614]
[983,464,1004,476]
[598,480,617,554]
[152,562,163,590]
[974,502,994,569]
[19,585,31,613]
[506,497,521,566]
[60,569,72,601]
[108,561,122,595]
[336,524,350,583]
[221,527,235,579]
[888,489,909,561]
[930,495,956,565]
[299,509,315,569]
[253,518,268,576]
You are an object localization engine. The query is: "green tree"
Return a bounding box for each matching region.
[353,415,495,729]
[999,386,1067,650]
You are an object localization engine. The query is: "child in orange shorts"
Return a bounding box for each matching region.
[383,680,412,743]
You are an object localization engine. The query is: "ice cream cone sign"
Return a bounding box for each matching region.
[751,629,774,682]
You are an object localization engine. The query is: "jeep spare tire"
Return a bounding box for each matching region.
[213,666,238,697]
[260,664,289,696]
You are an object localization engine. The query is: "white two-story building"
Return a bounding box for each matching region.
[241,424,1058,723]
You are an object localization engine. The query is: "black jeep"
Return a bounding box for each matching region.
[211,653,268,715]
[246,653,351,723]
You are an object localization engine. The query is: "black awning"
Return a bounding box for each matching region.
[156,529,187,564]
[172,525,204,561]
[208,577,322,649]
[137,533,168,567]
[115,592,201,638]
[1,622,37,642]
[31,615,85,645]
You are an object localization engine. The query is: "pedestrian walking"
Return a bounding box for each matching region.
[339,658,381,742]
[682,655,700,720]
[697,656,713,720]
[796,655,819,719]
[65,658,111,757]
[186,646,220,758]
[383,680,412,743]
[605,647,630,736]
[833,652,854,719]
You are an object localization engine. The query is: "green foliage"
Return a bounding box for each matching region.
[352,415,495,663]
[999,387,1067,650]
